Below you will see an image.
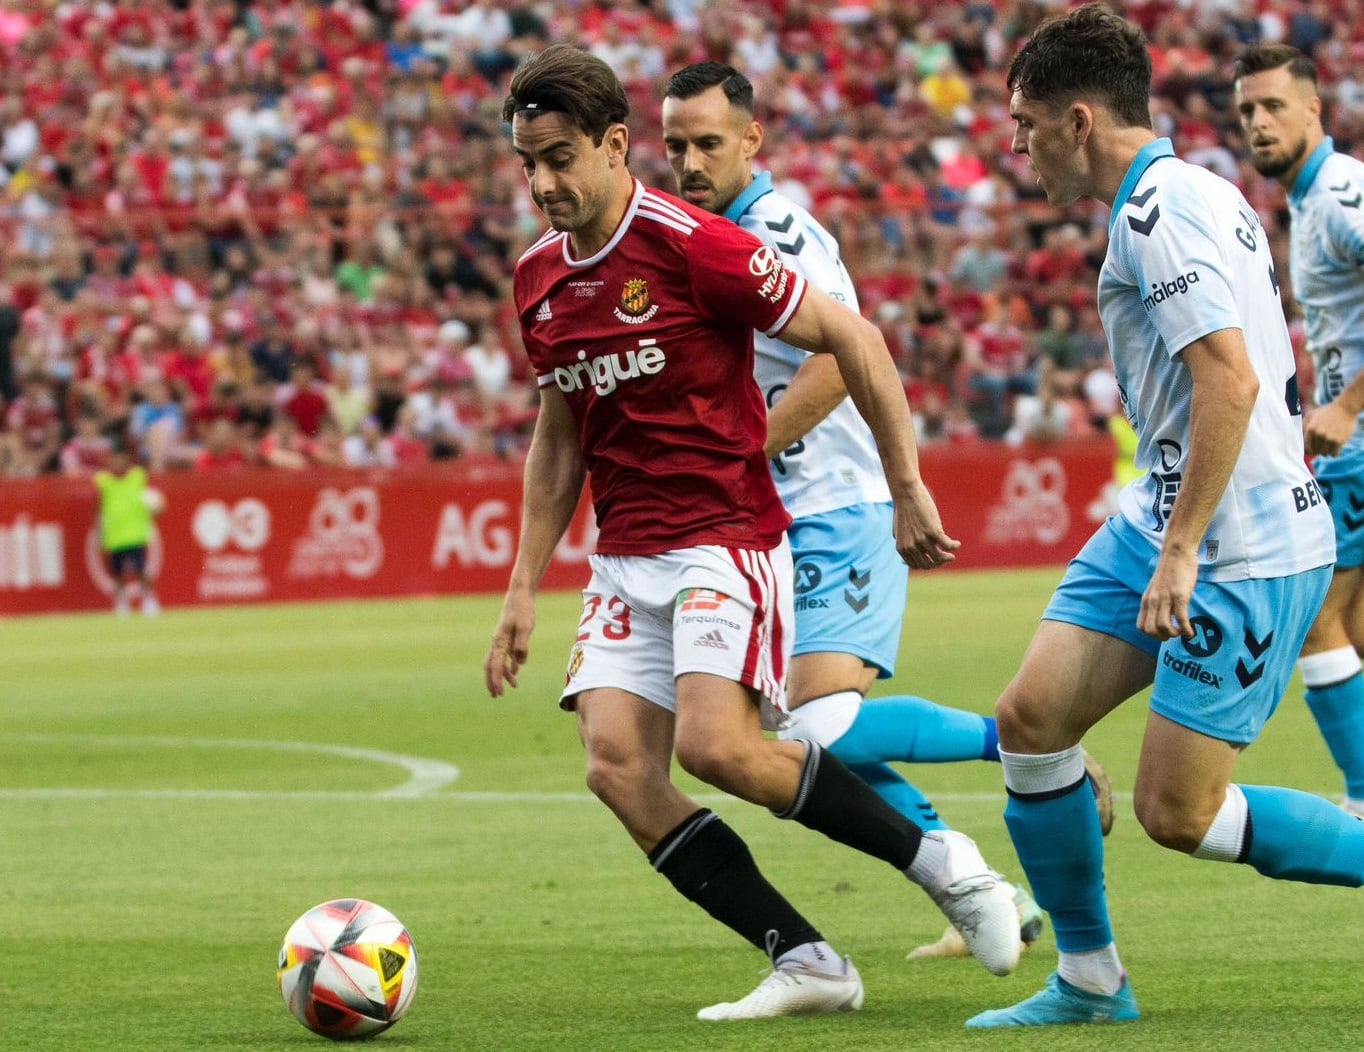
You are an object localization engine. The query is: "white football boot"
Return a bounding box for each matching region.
[917,830,1021,976]
[697,956,864,1021]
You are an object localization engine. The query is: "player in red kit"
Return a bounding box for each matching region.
[482,45,1019,1020]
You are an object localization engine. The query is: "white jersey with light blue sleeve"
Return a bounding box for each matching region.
[724,172,891,519]
[1287,137,1364,448]
[1099,138,1335,581]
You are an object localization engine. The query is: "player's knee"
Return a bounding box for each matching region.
[582,740,652,807]
[1132,789,1212,854]
[674,737,744,790]
[994,686,1055,753]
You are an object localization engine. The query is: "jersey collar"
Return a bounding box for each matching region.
[1108,137,1175,235]
[723,170,774,223]
[1289,136,1335,206]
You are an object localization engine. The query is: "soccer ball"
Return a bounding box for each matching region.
[277,899,419,1041]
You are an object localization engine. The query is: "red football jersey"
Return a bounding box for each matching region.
[515,181,805,556]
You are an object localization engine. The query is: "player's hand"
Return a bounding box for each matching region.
[1304,402,1355,457]
[1138,550,1198,641]
[892,480,961,570]
[484,590,536,698]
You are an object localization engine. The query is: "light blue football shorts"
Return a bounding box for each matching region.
[1044,516,1331,744]
[787,502,908,678]
[1313,444,1364,570]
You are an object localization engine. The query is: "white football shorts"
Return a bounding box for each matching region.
[560,541,794,717]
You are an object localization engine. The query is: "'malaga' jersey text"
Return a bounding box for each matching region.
[1099,139,1334,580]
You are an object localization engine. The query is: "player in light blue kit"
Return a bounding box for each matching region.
[1234,45,1364,818]
[661,62,1090,965]
[970,5,1364,1029]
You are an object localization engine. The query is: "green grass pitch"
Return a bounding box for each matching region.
[1,567,1360,1051]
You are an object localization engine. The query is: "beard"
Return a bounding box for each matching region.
[1250,135,1309,179]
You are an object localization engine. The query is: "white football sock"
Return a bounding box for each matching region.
[1058,943,1125,996]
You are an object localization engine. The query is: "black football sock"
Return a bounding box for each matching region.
[774,740,925,870]
[649,808,822,960]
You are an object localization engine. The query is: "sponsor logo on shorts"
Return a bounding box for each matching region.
[1183,616,1223,659]
[1161,649,1223,689]
[694,629,729,650]
[794,596,830,610]
[680,589,730,613]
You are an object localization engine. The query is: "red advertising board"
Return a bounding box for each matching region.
[0,441,1116,616]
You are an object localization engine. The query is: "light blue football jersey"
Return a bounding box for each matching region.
[724,172,891,519]
[1287,137,1364,450]
[1099,138,1334,581]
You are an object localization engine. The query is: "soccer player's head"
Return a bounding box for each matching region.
[1233,45,1322,182]
[503,45,631,234]
[661,63,762,215]
[1006,3,1152,206]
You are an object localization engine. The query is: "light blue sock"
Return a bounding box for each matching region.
[830,695,997,765]
[1240,784,1364,886]
[849,762,949,831]
[1304,673,1364,798]
[1006,779,1112,951]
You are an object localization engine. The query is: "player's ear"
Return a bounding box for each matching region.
[605,123,629,167]
[743,119,764,162]
[1070,101,1094,147]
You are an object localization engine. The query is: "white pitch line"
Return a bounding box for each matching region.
[0,734,459,798]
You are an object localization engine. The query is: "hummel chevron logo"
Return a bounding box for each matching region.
[1236,659,1265,688]
[844,591,869,614]
[1243,629,1273,660]
[1339,192,1362,210]
[848,567,871,589]
[1349,494,1364,513]
[1346,493,1364,531]
[1329,181,1351,192]
[1128,187,1157,207]
[1127,204,1161,237]
[764,214,806,254]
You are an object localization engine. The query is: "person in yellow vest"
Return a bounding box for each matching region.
[1108,412,1143,487]
[94,442,164,616]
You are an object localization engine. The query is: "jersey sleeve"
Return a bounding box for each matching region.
[1118,187,1241,358]
[1322,187,1364,265]
[743,210,858,311]
[512,265,553,388]
[686,220,808,337]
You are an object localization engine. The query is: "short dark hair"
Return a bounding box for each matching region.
[663,62,755,115]
[502,44,629,145]
[1233,43,1318,87]
[1007,3,1152,129]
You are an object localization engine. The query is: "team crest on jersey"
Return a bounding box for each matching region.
[613,278,660,324]
[567,643,584,680]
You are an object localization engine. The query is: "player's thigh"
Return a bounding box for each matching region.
[576,687,675,777]
[1302,565,1364,654]
[1133,711,1240,849]
[788,504,907,685]
[999,620,1154,750]
[1150,568,1331,745]
[998,521,1159,749]
[787,651,877,708]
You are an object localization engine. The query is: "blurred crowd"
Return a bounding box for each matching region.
[0,0,1358,478]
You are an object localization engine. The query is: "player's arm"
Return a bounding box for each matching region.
[483,385,586,697]
[1139,327,1258,641]
[777,286,958,569]
[764,352,846,459]
[1306,370,1364,456]
[1306,200,1364,455]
